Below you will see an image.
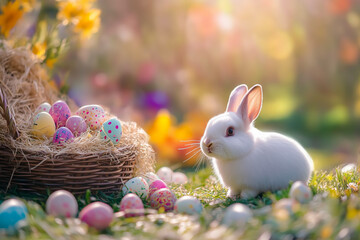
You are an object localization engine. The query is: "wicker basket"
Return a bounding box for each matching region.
[0,90,154,195]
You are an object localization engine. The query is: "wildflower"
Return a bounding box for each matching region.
[73,9,100,39]
[45,58,57,69]
[0,1,24,37]
[32,42,47,59]
[57,0,95,24]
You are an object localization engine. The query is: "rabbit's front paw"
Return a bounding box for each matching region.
[240,189,258,199]
[227,189,241,200]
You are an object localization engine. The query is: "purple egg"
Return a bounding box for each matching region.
[53,127,74,145]
[49,101,72,128]
[66,115,87,137]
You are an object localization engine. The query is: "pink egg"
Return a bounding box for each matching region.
[75,105,106,130]
[66,115,87,137]
[172,172,188,184]
[53,127,74,145]
[148,179,168,198]
[119,193,144,218]
[150,189,177,211]
[46,190,78,218]
[79,202,113,231]
[49,101,72,128]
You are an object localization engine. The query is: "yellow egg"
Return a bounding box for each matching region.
[32,112,56,138]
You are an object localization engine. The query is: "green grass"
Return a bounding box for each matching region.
[1,166,360,239]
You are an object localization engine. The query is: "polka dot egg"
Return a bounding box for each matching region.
[174,196,203,215]
[53,127,74,145]
[289,181,312,204]
[66,115,87,137]
[0,199,27,230]
[49,100,71,128]
[35,102,51,114]
[120,193,144,217]
[223,203,253,227]
[150,189,177,211]
[100,117,122,145]
[122,177,149,200]
[148,179,168,198]
[79,202,113,231]
[46,190,78,218]
[76,105,106,130]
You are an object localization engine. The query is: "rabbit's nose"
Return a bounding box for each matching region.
[204,138,212,147]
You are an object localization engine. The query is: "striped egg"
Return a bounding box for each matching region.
[100,118,122,145]
[76,105,106,130]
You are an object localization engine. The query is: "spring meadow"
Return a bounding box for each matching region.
[1,0,360,239]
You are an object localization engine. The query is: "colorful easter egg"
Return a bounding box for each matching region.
[174,196,202,215]
[32,112,56,138]
[76,105,106,130]
[143,172,159,185]
[122,177,149,199]
[35,102,51,114]
[53,127,74,145]
[156,167,173,184]
[119,193,144,218]
[289,181,312,204]
[0,199,27,230]
[222,203,253,227]
[49,100,71,128]
[100,118,122,145]
[148,179,168,198]
[79,202,113,231]
[66,115,87,137]
[46,190,78,218]
[172,172,188,184]
[150,189,177,211]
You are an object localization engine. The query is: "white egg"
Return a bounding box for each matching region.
[222,203,252,227]
[35,102,51,114]
[172,172,188,184]
[122,177,149,199]
[342,164,356,173]
[156,167,173,184]
[174,196,202,215]
[143,172,159,185]
[289,181,312,204]
[273,198,296,214]
[46,190,78,218]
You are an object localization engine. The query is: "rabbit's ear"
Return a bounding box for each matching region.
[237,84,263,125]
[226,84,248,112]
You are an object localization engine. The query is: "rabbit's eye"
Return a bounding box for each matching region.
[226,127,234,137]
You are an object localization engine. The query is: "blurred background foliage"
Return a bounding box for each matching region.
[1,0,360,169]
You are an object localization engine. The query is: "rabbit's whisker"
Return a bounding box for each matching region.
[178,145,197,150]
[185,146,201,156]
[180,140,200,142]
[183,149,201,163]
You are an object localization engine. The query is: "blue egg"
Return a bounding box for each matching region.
[0,199,28,230]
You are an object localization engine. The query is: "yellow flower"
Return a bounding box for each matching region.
[57,0,95,24]
[32,42,47,59]
[73,9,100,39]
[0,1,24,37]
[19,0,36,12]
[45,58,57,69]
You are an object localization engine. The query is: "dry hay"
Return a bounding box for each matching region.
[0,41,155,183]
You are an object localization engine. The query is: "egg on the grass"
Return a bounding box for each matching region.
[222,203,253,227]
[172,172,188,184]
[289,181,312,204]
[143,172,159,185]
[156,167,173,184]
[79,202,113,231]
[148,179,168,198]
[0,199,27,230]
[150,188,177,211]
[174,196,202,215]
[122,177,149,200]
[46,190,78,218]
[119,193,144,217]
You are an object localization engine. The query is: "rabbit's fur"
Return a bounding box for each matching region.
[200,84,314,199]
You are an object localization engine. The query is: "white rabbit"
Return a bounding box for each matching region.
[200,84,314,199]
